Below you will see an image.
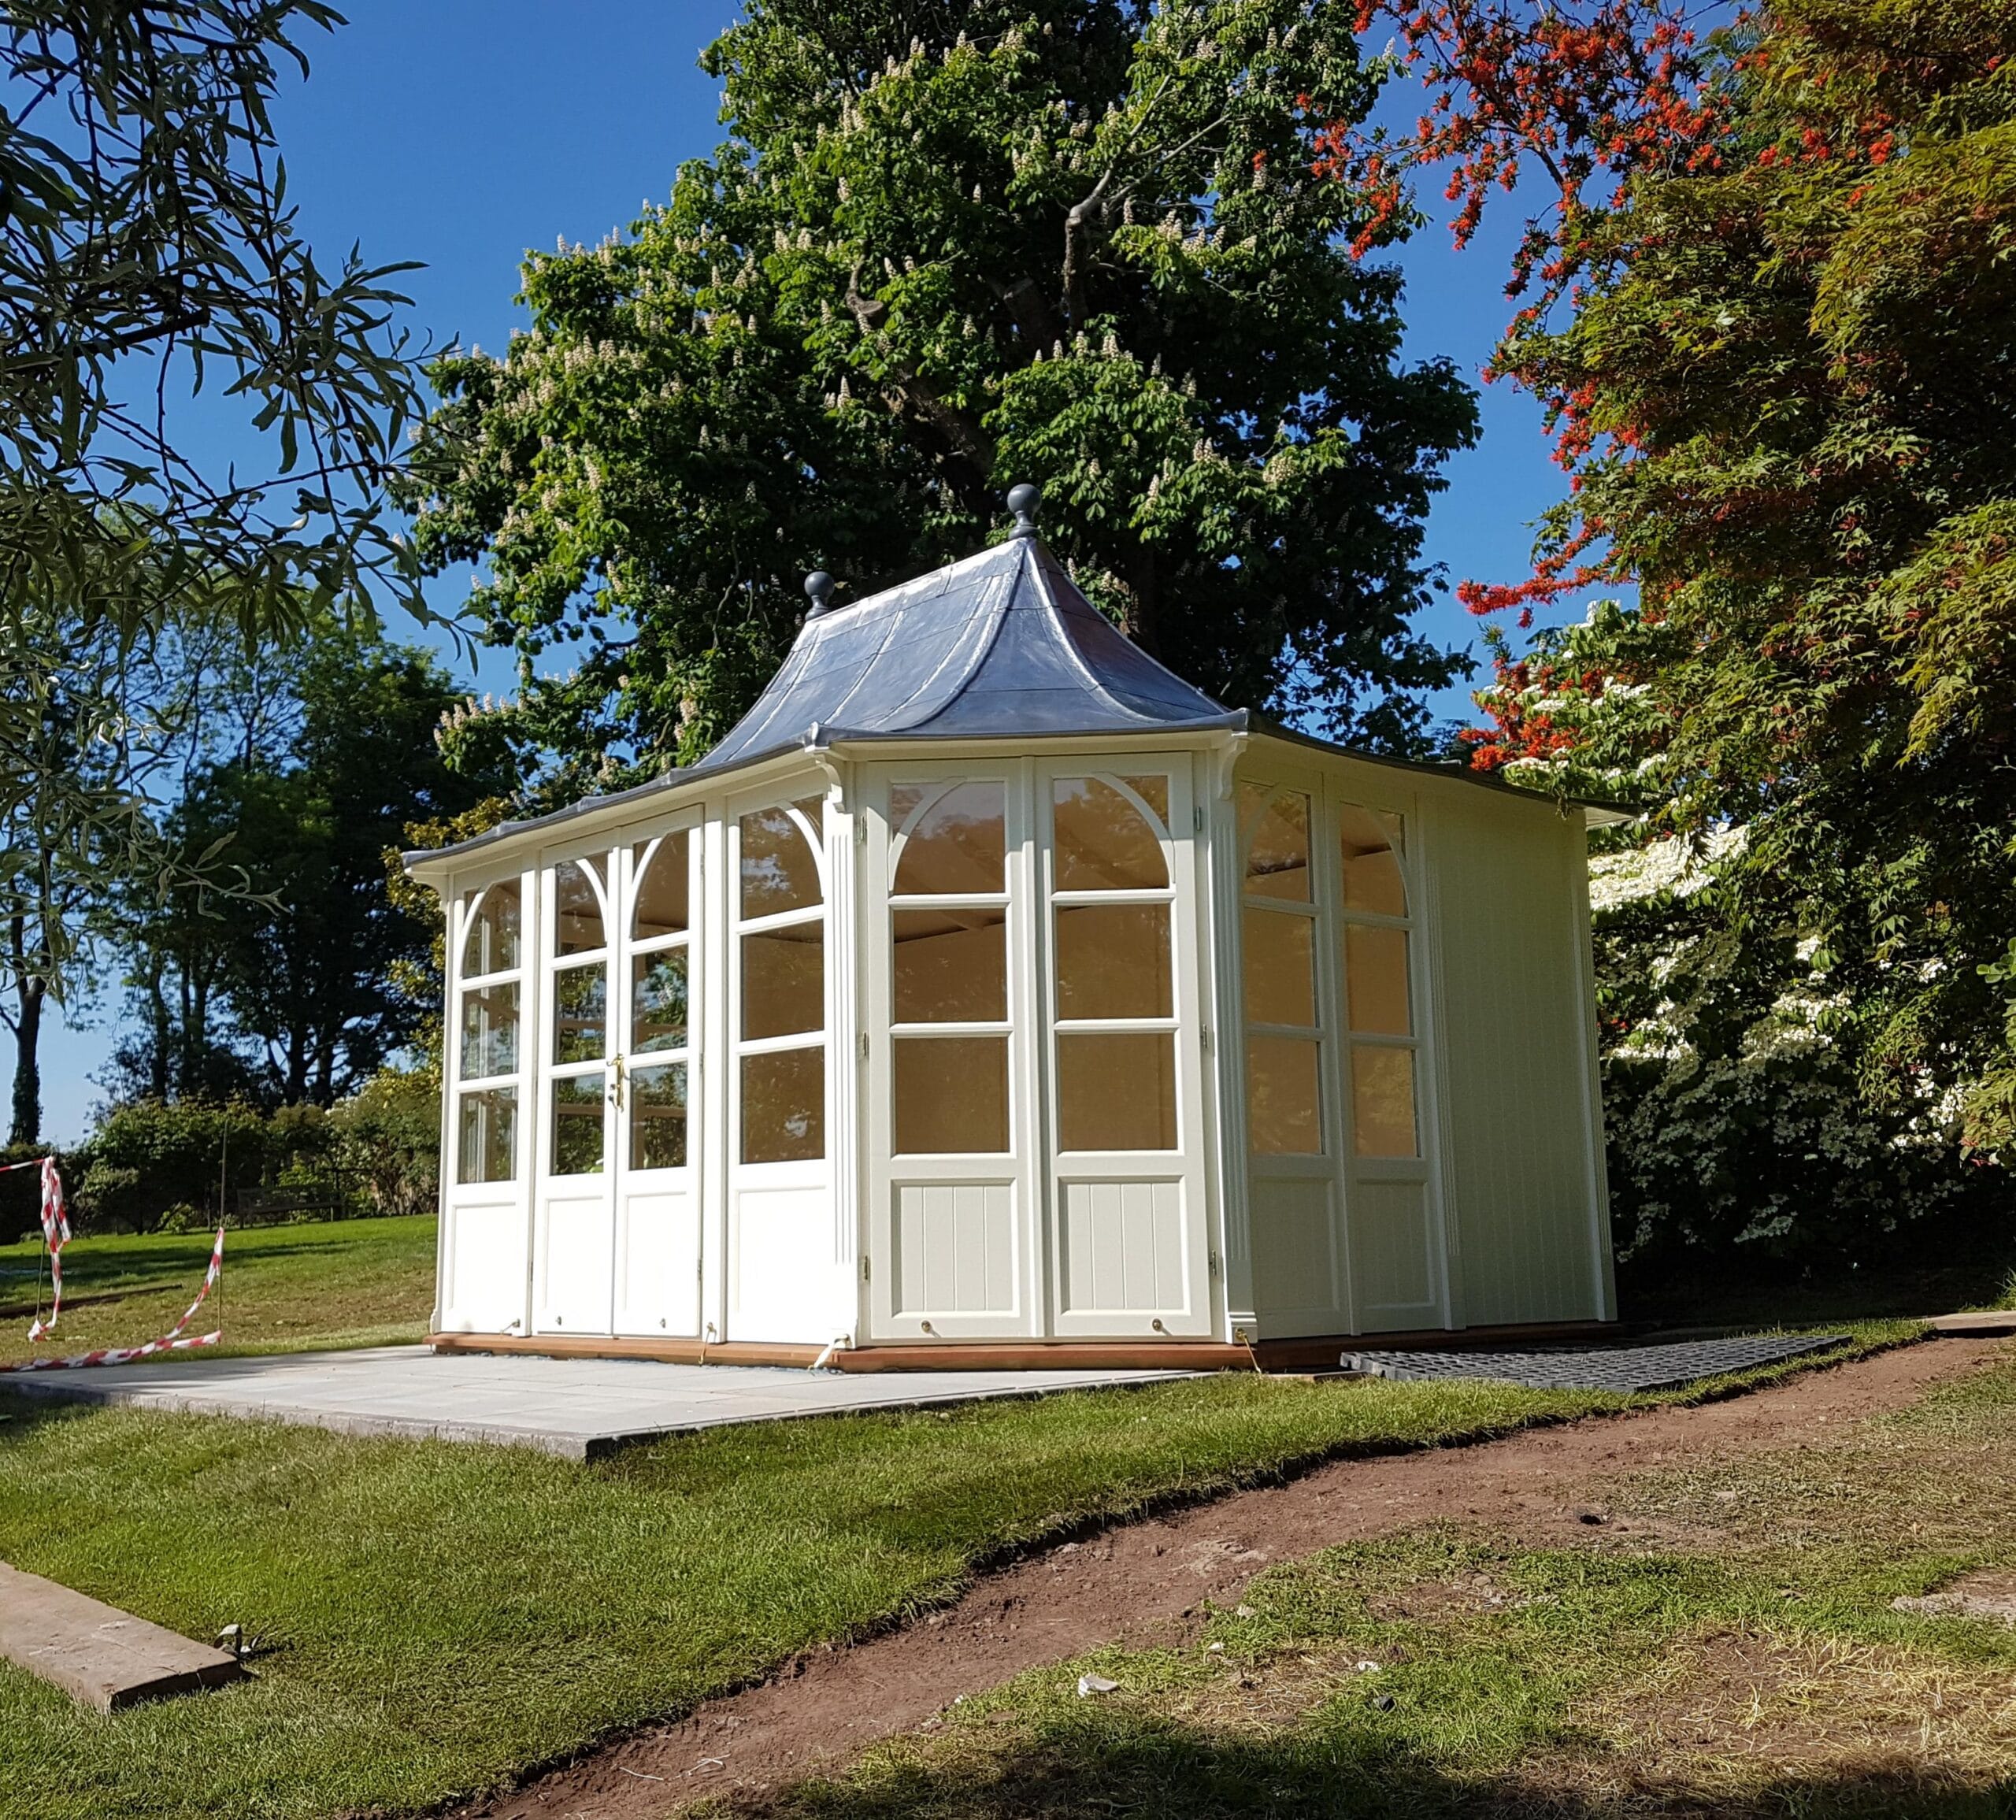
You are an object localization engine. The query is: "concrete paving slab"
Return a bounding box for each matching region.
[0,1561,242,1711]
[0,1347,1193,1459]
[1928,1310,2016,1336]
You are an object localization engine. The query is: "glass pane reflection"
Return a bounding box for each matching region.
[632,951,689,1053]
[630,1062,688,1170]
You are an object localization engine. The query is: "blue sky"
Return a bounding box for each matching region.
[32,0,1566,1140]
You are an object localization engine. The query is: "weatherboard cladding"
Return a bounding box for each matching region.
[687,533,1241,774]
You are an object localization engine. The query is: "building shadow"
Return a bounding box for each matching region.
[745,1714,2016,1820]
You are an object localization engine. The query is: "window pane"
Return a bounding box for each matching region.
[741,1046,825,1163]
[458,981,520,1081]
[892,780,1006,895]
[893,1037,1009,1154]
[741,802,822,918]
[553,962,606,1063]
[461,880,521,976]
[1120,774,1169,828]
[1352,1045,1419,1158]
[632,950,689,1053]
[550,1072,606,1174]
[1340,806,1406,917]
[1243,788,1311,902]
[458,1087,517,1184]
[630,1062,688,1170]
[1053,777,1168,891]
[742,921,825,1040]
[1247,1037,1321,1155]
[1055,903,1172,1020]
[893,908,1006,1024]
[1243,907,1314,1029]
[553,859,606,955]
[632,832,688,940]
[1056,1032,1177,1150]
[1346,924,1412,1036]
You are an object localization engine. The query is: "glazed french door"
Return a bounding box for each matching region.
[1038,759,1214,1339]
[864,765,1036,1340]
[532,828,701,1337]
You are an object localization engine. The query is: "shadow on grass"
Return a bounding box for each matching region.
[0,1393,100,1445]
[755,1717,2016,1820]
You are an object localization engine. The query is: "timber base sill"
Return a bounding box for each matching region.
[428,1321,1620,1373]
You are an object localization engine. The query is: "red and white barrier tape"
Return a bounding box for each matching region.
[0,1225,224,1374]
[0,1155,71,1340]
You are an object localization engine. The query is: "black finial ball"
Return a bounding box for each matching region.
[1006,482,1040,538]
[804,570,836,614]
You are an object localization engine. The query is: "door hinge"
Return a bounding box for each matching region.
[1193,805,1204,834]
[1201,1026,1214,1053]
[1208,1250,1222,1279]
[858,1030,869,1061]
[697,1257,704,1282]
[854,816,868,847]
[860,1254,871,1282]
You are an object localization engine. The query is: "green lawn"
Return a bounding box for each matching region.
[0,1326,1914,1820]
[764,1347,2016,1820]
[0,1217,435,1367]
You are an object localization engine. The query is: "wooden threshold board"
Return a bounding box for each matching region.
[428,1321,1620,1373]
[0,1561,242,1711]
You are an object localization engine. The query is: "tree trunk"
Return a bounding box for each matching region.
[146,954,171,1101]
[9,976,44,1147]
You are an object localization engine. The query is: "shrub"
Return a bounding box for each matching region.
[331,1067,439,1218]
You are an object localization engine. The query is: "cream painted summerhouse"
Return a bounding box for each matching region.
[405,492,1621,1369]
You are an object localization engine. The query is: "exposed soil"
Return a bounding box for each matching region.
[454,1337,2003,1820]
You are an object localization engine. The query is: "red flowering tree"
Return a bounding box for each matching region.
[1331,1,2016,1258]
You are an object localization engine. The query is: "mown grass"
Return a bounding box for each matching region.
[751,1342,2016,1820]
[0,1216,435,1367]
[0,1325,1907,1820]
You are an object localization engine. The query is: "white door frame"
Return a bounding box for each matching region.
[861,760,1038,1340]
[1036,757,1214,1339]
[609,810,705,1339]
[531,843,619,1336]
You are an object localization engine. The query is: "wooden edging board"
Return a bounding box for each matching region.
[0,1561,242,1711]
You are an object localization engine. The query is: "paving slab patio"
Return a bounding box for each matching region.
[0,1347,1193,1459]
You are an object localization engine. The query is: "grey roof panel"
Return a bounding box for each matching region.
[687,534,1232,773]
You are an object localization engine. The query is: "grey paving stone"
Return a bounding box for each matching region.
[1340,1333,1850,1393]
[0,1347,1194,1459]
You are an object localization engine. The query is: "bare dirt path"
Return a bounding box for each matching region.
[459,1337,2003,1820]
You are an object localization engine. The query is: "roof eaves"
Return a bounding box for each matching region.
[1246,720,1642,827]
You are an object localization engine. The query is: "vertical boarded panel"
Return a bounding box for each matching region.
[614,1190,699,1337]
[1427,796,1603,1325]
[536,1193,613,1334]
[732,1187,848,1343]
[1059,1181,1187,1314]
[443,1199,526,1333]
[894,1184,1017,1314]
[1248,1178,1343,1329]
[1351,1180,1436,1327]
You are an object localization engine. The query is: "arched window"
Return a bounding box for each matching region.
[548,856,611,1176]
[456,879,524,1184]
[737,798,827,1164]
[627,831,691,1171]
[1240,786,1321,1156]
[1050,774,1177,1151]
[888,779,1010,1155]
[1339,806,1418,1157]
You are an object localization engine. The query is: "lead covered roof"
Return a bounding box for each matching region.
[689,530,1244,775]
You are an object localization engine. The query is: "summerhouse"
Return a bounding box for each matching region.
[405,489,1623,1369]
